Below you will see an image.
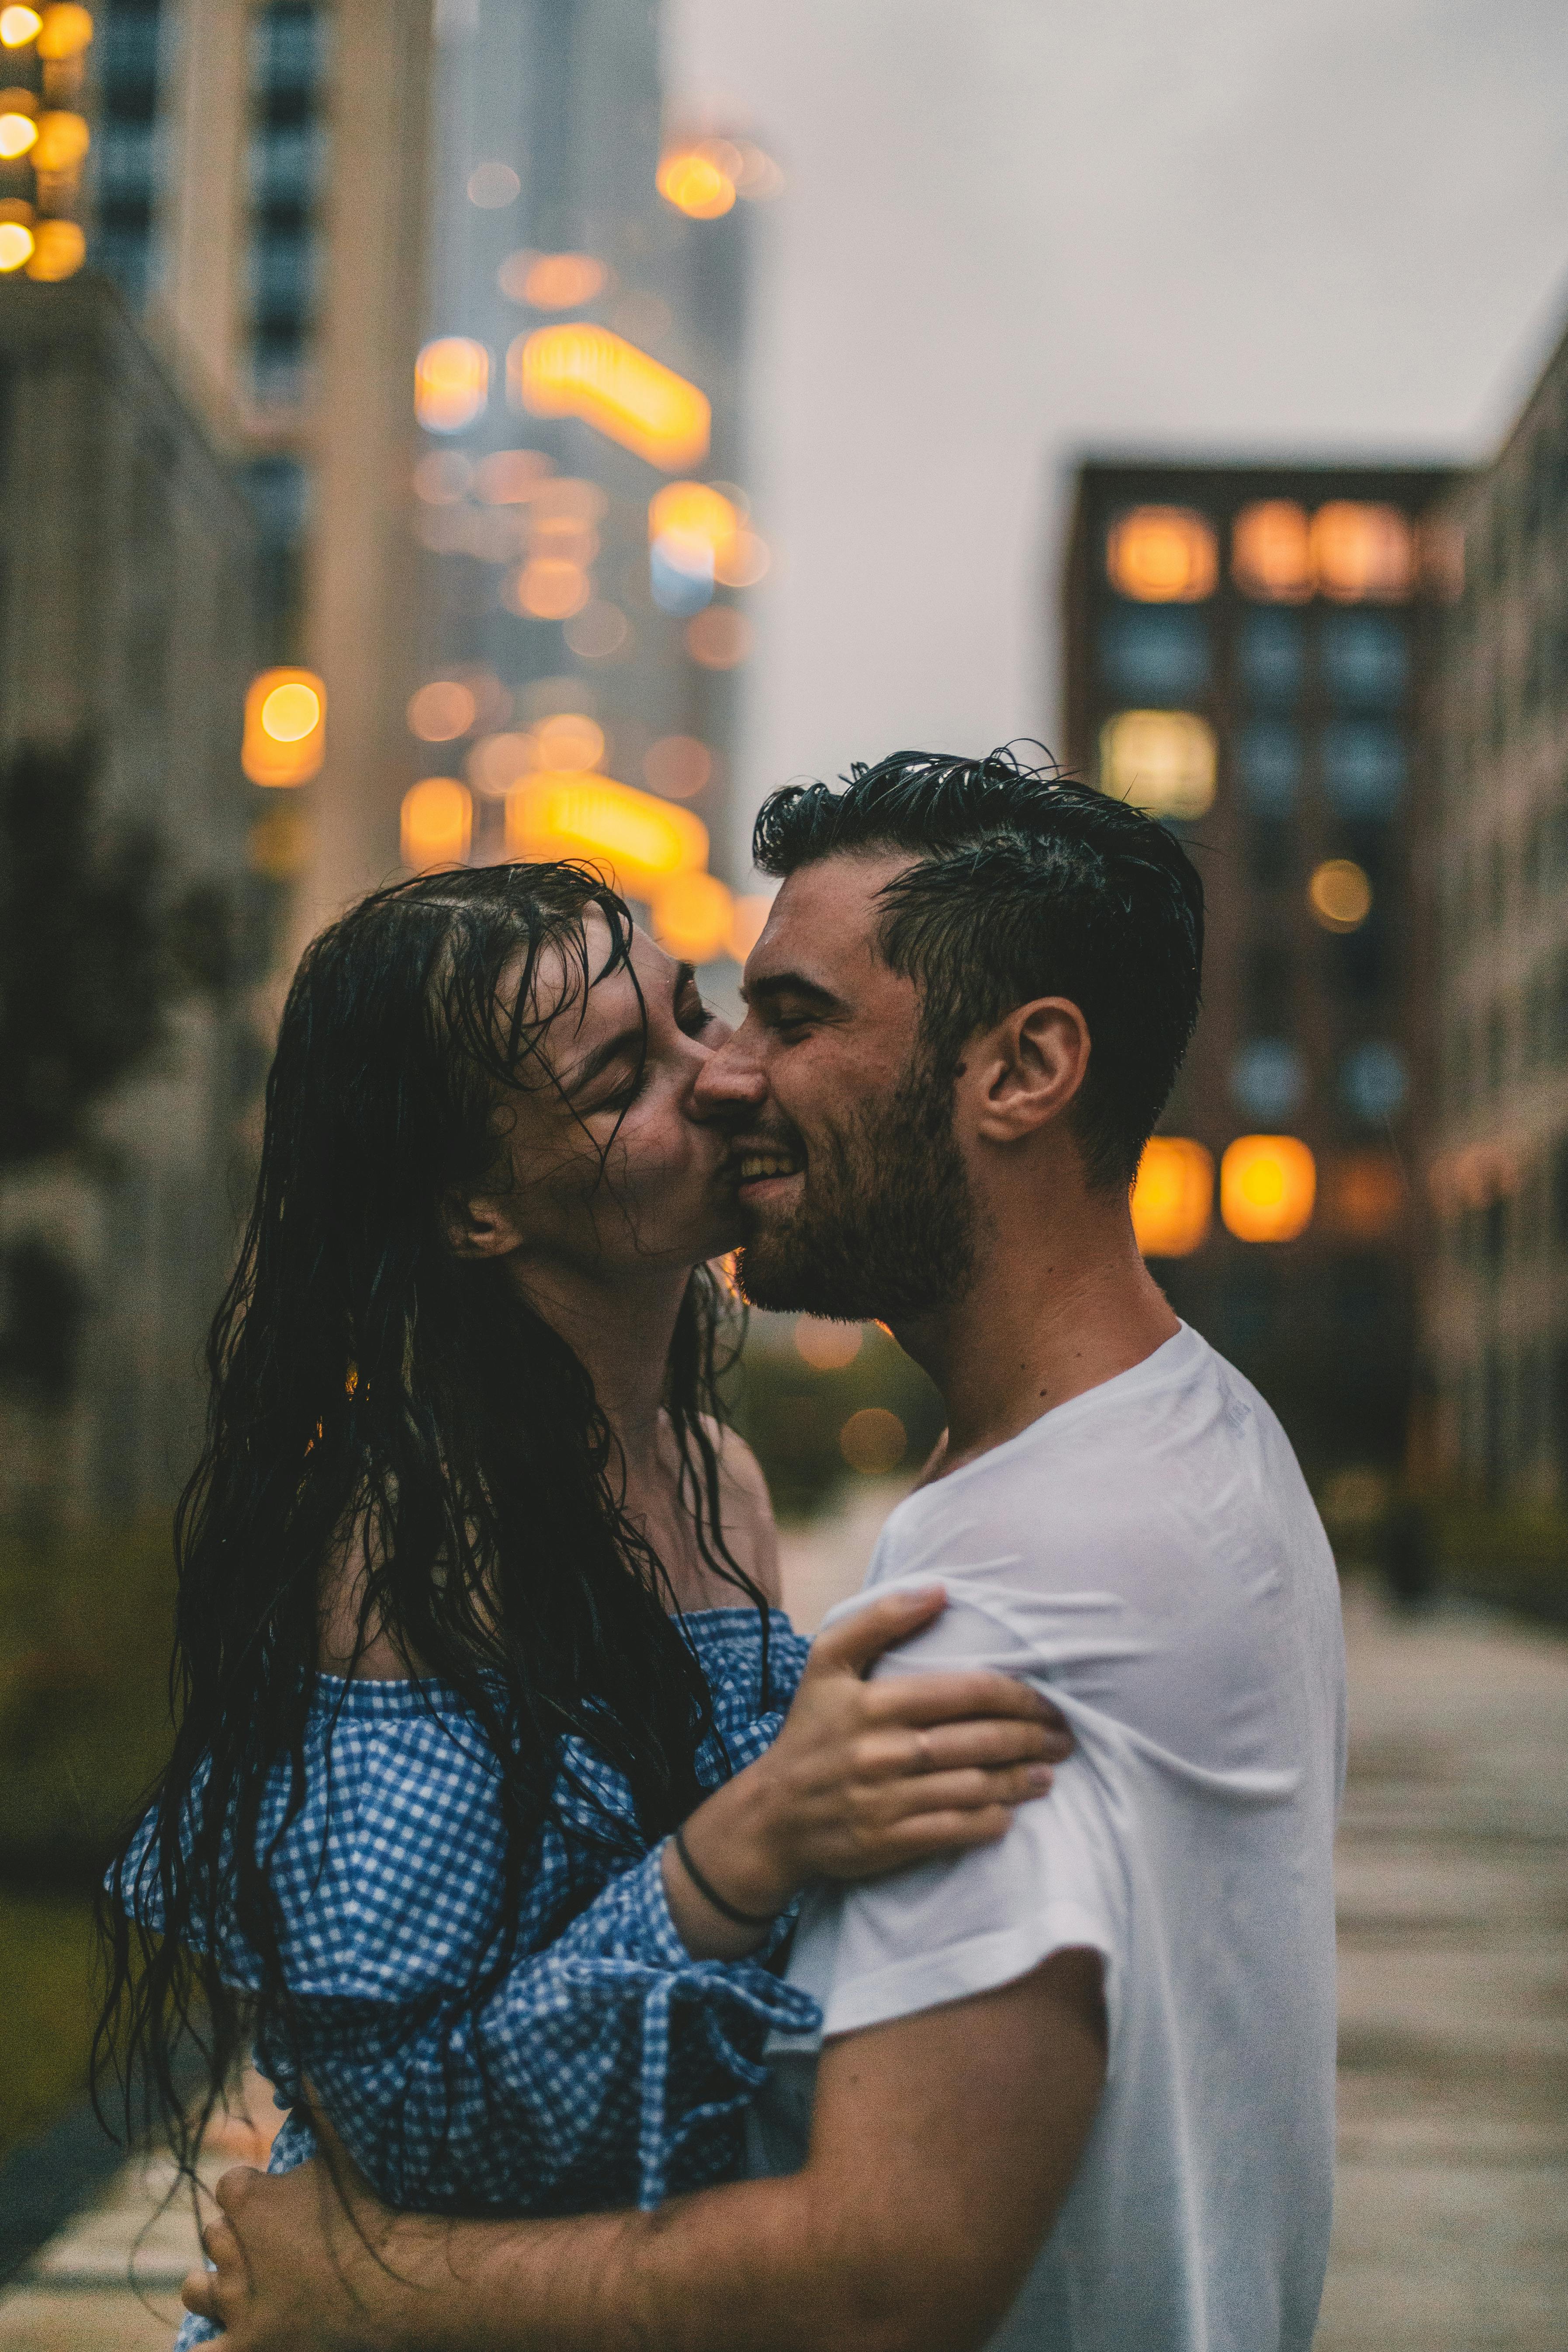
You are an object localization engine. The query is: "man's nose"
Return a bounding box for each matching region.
[692,1015,769,1123]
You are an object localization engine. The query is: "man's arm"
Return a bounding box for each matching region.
[190,1948,1106,2352]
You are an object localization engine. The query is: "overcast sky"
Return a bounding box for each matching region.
[665,0,1568,867]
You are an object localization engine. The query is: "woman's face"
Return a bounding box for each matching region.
[480,913,741,1282]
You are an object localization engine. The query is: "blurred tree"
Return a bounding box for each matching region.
[0,741,175,1165]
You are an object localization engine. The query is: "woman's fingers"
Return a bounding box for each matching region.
[872,1760,1054,1819]
[853,1716,1061,1782]
[875,1805,1017,1860]
[809,1587,948,1676]
[866,1666,1066,1734]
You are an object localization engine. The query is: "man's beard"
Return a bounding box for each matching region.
[735,1048,977,1323]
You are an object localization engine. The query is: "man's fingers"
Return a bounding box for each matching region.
[865,1666,1063,1731]
[214,2164,263,2218]
[877,1761,1053,1819]
[182,2262,221,2320]
[810,1587,948,1676]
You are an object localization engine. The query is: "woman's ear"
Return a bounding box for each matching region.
[443,1191,523,1260]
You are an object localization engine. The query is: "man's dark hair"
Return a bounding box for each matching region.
[751,745,1204,1191]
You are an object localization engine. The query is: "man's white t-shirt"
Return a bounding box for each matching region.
[749,1324,1346,2352]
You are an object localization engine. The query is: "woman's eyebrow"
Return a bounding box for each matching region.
[560,1023,645,1098]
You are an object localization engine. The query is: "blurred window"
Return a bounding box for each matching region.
[90,0,165,305]
[1247,816,1294,890]
[1319,614,1407,710]
[1232,501,1311,603]
[1230,1039,1306,1121]
[246,3,331,406]
[1098,710,1216,819]
[1104,506,1217,603]
[1236,719,1301,815]
[1097,609,1210,702]
[1236,610,1303,706]
[1320,721,1405,819]
[1339,1041,1408,1124]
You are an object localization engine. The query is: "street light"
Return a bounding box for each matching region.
[242,668,326,786]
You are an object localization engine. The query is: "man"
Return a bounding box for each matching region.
[186,749,1346,2352]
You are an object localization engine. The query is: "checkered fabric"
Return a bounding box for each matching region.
[116,1611,819,2352]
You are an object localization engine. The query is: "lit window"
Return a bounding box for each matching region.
[401,778,471,872]
[36,4,91,59]
[498,249,609,308]
[1099,710,1216,820]
[1232,502,1312,602]
[1308,859,1372,932]
[415,336,489,434]
[1340,1042,1408,1122]
[31,106,87,173]
[1130,1138,1213,1258]
[1105,506,1217,603]
[1236,610,1304,705]
[1321,721,1405,819]
[658,142,738,219]
[1324,1151,1404,1241]
[1236,721,1301,817]
[505,773,707,897]
[0,213,33,270]
[1309,502,1413,604]
[242,666,326,785]
[1097,609,1209,701]
[1319,613,1407,709]
[1220,1136,1316,1242]
[26,215,83,277]
[1230,1040,1306,1121]
[651,871,734,964]
[510,324,710,471]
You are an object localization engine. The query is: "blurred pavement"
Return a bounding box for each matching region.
[2,1495,1563,2349]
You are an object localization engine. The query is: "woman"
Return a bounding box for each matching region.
[98,864,1060,2310]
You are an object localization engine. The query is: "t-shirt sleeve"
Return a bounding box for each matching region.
[783,1587,1128,2045]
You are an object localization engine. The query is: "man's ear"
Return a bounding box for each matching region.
[969,998,1090,1144]
[443,1190,523,1260]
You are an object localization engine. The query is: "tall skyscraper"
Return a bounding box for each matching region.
[1063,460,1460,1477]
[79,0,772,960]
[1426,314,1568,1505]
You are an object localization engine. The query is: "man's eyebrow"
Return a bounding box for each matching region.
[741,969,846,1013]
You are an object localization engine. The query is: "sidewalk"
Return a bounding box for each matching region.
[3,1534,1564,2349]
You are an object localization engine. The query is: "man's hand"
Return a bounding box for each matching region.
[183,2126,433,2352]
[185,1950,1107,2352]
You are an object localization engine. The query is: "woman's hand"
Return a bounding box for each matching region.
[665,1586,1070,1958]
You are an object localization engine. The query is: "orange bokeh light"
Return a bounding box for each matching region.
[1220,1135,1316,1243]
[505,773,707,897]
[685,606,751,670]
[1324,1151,1404,1242]
[644,735,712,799]
[727,894,773,963]
[498,249,609,308]
[1106,506,1217,603]
[510,325,710,471]
[1310,502,1413,604]
[651,871,734,964]
[407,680,478,743]
[657,146,737,219]
[1130,1138,1214,1258]
[794,1317,863,1371]
[242,667,326,786]
[415,336,488,434]
[401,779,471,872]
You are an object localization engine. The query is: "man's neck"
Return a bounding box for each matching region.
[895,1199,1180,1480]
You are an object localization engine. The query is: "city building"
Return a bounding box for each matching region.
[1426,314,1568,1505]
[1063,458,1461,1478]
[399,0,776,968]
[80,0,772,962]
[0,269,263,1525]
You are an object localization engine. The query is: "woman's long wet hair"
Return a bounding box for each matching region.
[93,862,762,2177]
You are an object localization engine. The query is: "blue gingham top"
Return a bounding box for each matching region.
[117,1609,819,2344]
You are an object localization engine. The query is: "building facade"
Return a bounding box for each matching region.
[1427,318,1568,1505]
[1063,460,1460,1479]
[0,271,263,1524]
[81,0,771,961]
